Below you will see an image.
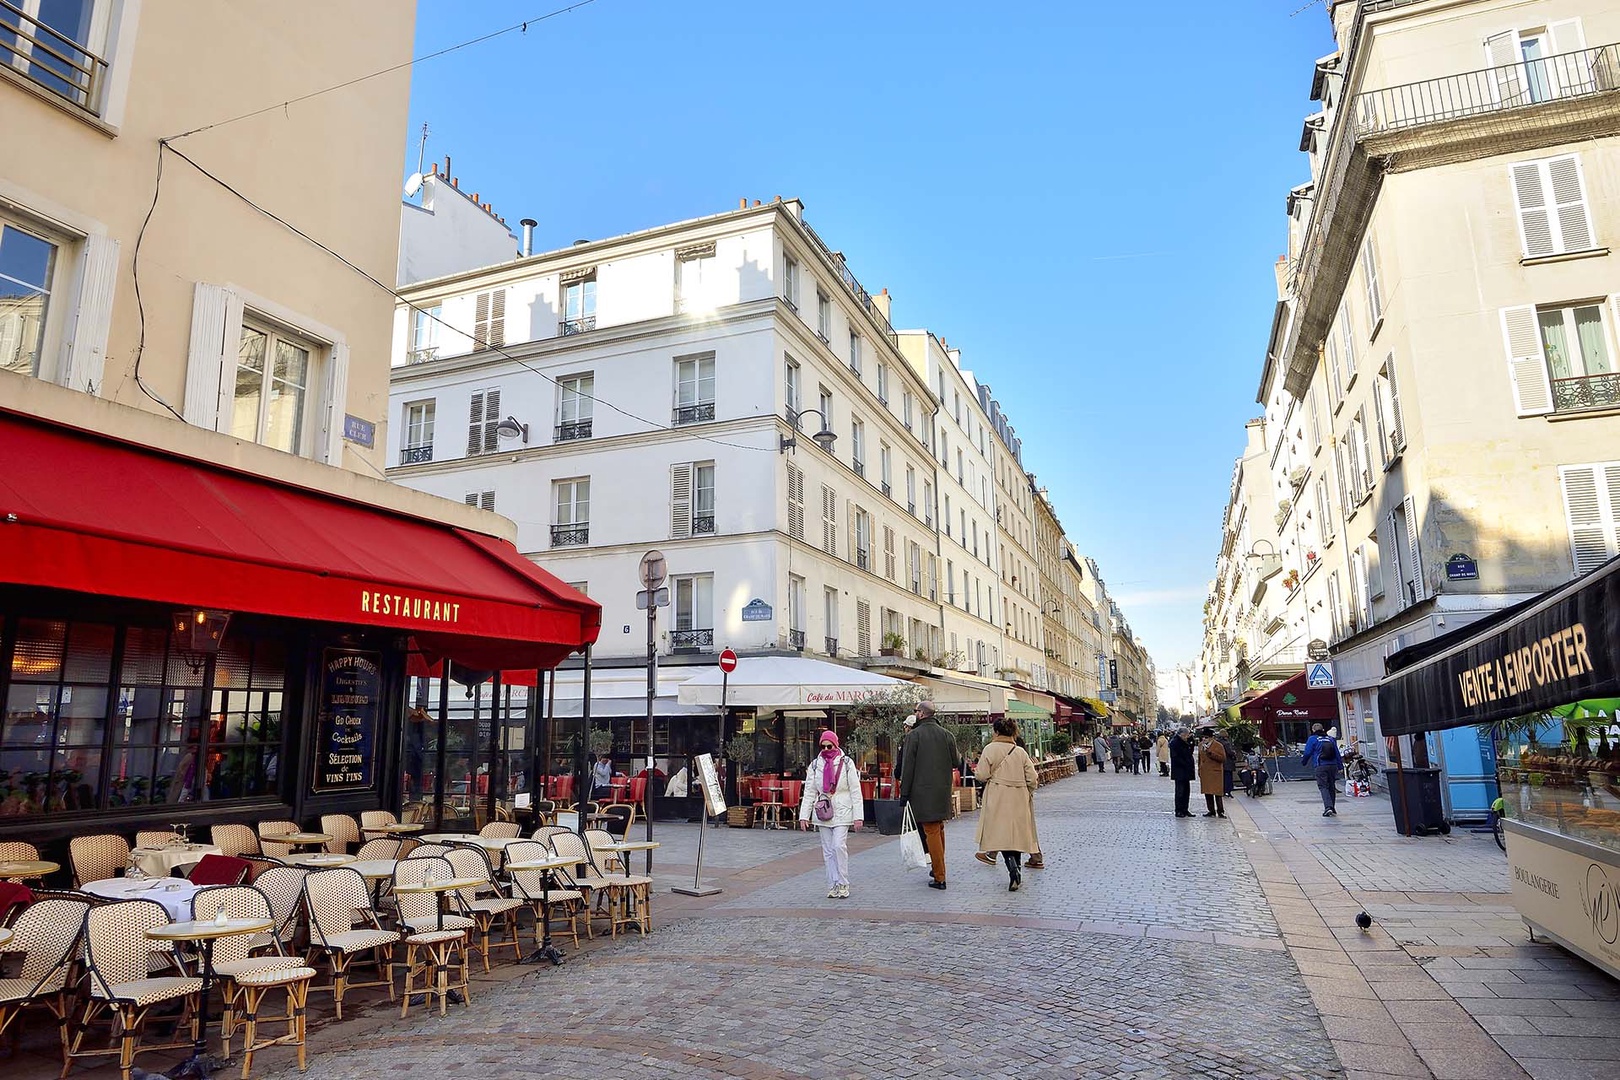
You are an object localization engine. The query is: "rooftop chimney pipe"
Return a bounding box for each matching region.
[520,218,536,257]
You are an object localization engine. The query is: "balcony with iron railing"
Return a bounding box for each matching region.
[797,217,900,349]
[674,402,716,425]
[400,445,433,465]
[692,512,715,535]
[559,315,597,336]
[856,547,871,572]
[824,636,838,656]
[670,628,714,652]
[550,524,590,547]
[1553,370,1620,414]
[0,0,109,115]
[406,346,439,365]
[555,420,592,442]
[788,629,806,650]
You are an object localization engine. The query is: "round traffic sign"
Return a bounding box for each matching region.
[638,549,668,590]
[718,648,738,673]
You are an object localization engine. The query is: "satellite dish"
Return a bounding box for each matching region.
[403,172,424,197]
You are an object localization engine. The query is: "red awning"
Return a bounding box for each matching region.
[1239,671,1337,745]
[0,410,600,669]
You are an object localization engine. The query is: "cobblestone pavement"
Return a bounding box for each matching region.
[248,772,1340,1080]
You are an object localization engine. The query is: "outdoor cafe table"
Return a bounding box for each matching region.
[505,854,584,967]
[419,833,520,854]
[83,877,201,921]
[280,852,354,868]
[130,844,221,878]
[370,822,424,835]
[0,859,58,881]
[148,915,273,1078]
[345,859,399,881]
[392,877,481,932]
[276,832,334,850]
[0,926,10,948]
[597,841,660,878]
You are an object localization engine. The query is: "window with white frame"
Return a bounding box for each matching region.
[854,508,871,571]
[850,418,865,477]
[1373,356,1404,464]
[1511,155,1594,258]
[924,481,933,527]
[818,387,833,438]
[1559,461,1620,574]
[782,254,799,311]
[675,243,716,313]
[0,217,58,377]
[0,0,116,115]
[401,400,435,464]
[1353,408,1374,495]
[670,461,715,537]
[466,388,501,457]
[1487,21,1593,107]
[560,275,595,335]
[1308,386,1322,450]
[788,575,806,641]
[905,466,916,514]
[816,290,831,342]
[784,355,801,424]
[474,288,507,348]
[674,353,716,424]
[944,493,953,537]
[1327,571,1345,639]
[902,391,914,431]
[824,587,839,652]
[880,443,892,496]
[1315,473,1335,545]
[1350,545,1371,629]
[552,478,590,547]
[849,331,862,374]
[409,305,441,364]
[910,541,923,594]
[1361,237,1383,331]
[1383,510,1404,611]
[232,320,315,455]
[876,361,888,403]
[672,575,714,649]
[556,372,593,440]
[1392,495,1426,604]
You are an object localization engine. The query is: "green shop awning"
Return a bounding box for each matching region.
[1007,700,1051,721]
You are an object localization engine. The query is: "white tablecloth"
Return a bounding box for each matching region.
[280,852,353,868]
[129,844,221,878]
[82,877,202,921]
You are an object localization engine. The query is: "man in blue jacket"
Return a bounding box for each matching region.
[1302,723,1342,817]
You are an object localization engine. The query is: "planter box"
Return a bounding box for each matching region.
[871,798,906,835]
[725,806,755,828]
[953,785,977,812]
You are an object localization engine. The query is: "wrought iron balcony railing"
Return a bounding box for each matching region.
[856,548,870,572]
[550,524,590,547]
[788,629,806,650]
[400,445,433,465]
[0,0,108,115]
[824,636,838,656]
[692,513,716,535]
[670,628,714,651]
[798,216,900,348]
[406,346,439,365]
[881,482,891,498]
[1355,44,1620,137]
[1553,370,1620,414]
[673,402,715,425]
[559,315,597,336]
[555,419,592,442]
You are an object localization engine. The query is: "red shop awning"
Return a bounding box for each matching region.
[1239,670,1337,745]
[0,410,600,670]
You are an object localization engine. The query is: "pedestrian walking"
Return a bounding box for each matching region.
[1169,728,1194,816]
[1218,731,1237,797]
[1110,733,1126,773]
[1138,734,1153,778]
[976,735,1045,869]
[1156,733,1170,777]
[1199,729,1227,818]
[797,730,863,898]
[1091,733,1108,772]
[1302,722,1342,817]
[974,717,1040,891]
[900,700,956,890]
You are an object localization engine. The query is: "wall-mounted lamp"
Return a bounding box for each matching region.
[778,409,837,454]
[1245,539,1282,580]
[495,416,529,444]
[1043,601,1063,616]
[171,608,232,673]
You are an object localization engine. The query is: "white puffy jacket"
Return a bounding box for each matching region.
[798,753,863,828]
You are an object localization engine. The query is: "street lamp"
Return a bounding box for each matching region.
[778,409,837,454]
[635,551,668,874]
[171,609,231,674]
[1244,539,1282,580]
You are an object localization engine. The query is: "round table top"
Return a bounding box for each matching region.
[394,877,482,894]
[372,823,424,834]
[148,917,273,941]
[505,856,583,871]
[282,852,354,867]
[0,927,13,947]
[277,832,334,845]
[346,858,399,880]
[601,840,661,852]
[0,860,58,878]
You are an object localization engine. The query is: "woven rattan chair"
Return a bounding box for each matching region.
[390,857,471,1018]
[441,847,524,970]
[477,822,521,839]
[212,824,262,858]
[319,815,361,855]
[245,866,309,953]
[0,840,40,862]
[191,886,312,1074]
[0,896,90,1059]
[69,898,202,1080]
[68,834,130,887]
[502,840,583,948]
[256,821,299,859]
[301,868,395,1019]
[358,810,397,842]
[582,829,652,935]
[133,831,181,849]
[547,831,632,939]
[353,838,403,861]
[404,843,454,861]
[529,825,570,844]
[599,804,636,838]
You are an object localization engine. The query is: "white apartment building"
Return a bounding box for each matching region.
[980,385,1046,685]
[398,158,517,287]
[898,331,1003,676]
[386,198,946,672]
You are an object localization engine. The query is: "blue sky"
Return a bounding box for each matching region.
[405,0,1336,674]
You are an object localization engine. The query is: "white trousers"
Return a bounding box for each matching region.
[818,823,850,887]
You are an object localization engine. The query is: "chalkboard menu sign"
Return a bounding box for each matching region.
[312,648,381,792]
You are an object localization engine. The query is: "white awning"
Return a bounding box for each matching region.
[676,655,908,707]
[911,671,1008,715]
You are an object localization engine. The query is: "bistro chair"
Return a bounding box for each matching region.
[553,811,580,832]
[353,838,404,861]
[477,821,521,839]
[212,824,262,858]
[190,886,313,1077]
[391,857,471,1019]
[247,866,310,954]
[358,810,398,841]
[549,831,649,939]
[257,821,299,859]
[69,834,130,887]
[0,880,34,925]
[600,804,636,839]
[300,868,396,1019]
[134,831,181,849]
[530,825,570,844]
[528,798,557,826]
[0,896,90,1059]
[441,847,525,971]
[69,898,203,1080]
[502,840,584,949]
[0,840,41,863]
[319,815,362,855]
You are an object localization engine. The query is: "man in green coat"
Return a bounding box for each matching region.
[900,701,956,889]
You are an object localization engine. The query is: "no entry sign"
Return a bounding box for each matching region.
[718,648,738,673]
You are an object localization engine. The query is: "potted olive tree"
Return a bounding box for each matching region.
[848,685,924,834]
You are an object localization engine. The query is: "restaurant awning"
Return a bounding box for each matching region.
[676,655,907,707]
[909,670,1009,715]
[1378,554,1620,737]
[0,410,601,670]
[1239,670,1336,746]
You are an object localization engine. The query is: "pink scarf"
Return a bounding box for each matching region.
[820,748,843,794]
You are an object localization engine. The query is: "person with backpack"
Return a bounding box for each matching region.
[1302,723,1342,817]
[798,730,864,898]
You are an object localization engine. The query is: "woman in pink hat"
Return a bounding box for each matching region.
[798,730,863,898]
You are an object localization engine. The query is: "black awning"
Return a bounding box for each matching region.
[1377,555,1620,736]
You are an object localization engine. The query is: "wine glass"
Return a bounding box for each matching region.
[126,853,146,881]
[171,822,190,846]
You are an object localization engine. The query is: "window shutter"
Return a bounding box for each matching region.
[1402,494,1426,602]
[1326,574,1342,637]
[1499,306,1554,415]
[321,341,350,464]
[883,526,895,579]
[473,289,506,350]
[1560,465,1613,574]
[1386,511,1404,611]
[1355,410,1373,491]
[480,490,495,512]
[63,232,119,395]
[856,600,871,656]
[1547,21,1588,93]
[821,485,837,556]
[786,462,805,540]
[465,493,478,507]
[670,463,693,538]
[1361,240,1381,330]
[1511,162,1556,257]
[1485,30,1524,102]
[467,392,485,456]
[184,282,245,431]
[1547,156,1593,253]
[1386,357,1405,451]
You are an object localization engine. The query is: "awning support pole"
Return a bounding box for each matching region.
[574,646,592,836]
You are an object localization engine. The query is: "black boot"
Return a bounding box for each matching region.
[1005,852,1022,892]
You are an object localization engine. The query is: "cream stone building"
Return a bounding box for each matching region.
[980,383,1047,686]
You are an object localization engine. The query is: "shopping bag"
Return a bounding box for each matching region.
[899,802,930,872]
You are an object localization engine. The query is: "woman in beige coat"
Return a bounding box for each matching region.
[974,717,1039,891]
[1198,729,1227,818]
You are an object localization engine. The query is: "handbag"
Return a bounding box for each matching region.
[899,802,930,871]
[813,756,845,821]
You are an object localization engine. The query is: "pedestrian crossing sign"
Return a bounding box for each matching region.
[1306,662,1335,689]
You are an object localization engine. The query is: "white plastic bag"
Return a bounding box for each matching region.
[899,802,930,872]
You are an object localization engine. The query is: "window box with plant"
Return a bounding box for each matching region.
[879,631,906,657]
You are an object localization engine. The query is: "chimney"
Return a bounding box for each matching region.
[871,287,892,322]
[1273,255,1290,301]
[520,218,537,257]
[739,197,747,209]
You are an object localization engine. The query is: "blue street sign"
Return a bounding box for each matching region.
[1306,662,1336,690]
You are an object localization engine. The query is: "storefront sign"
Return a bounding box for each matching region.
[1505,823,1620,981]
[1446,553,1479,580]
[358,590,462,624]
[312,649,381,791]
[694,752,727,817]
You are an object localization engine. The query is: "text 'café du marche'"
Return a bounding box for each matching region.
[1379,554,1620,980]
[0,409,602,853]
